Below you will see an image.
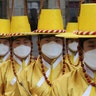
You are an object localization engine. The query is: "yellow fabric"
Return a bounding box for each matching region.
[10,16,37,36]
[0,19,10,34]
[56,33,78,38]
[0,58,35,96]
[79,4,96,32]
[22,60,26,70]
[78,4,96,38]
[56,4,96,38]
[52,67,89,96]
[38,9,64,30]
[56,22,79,38]
[11,16,31,33]
[65,54,81,70]
[66,23,78,33]
[69,53,80,67]
[90,73,96,96]
[90,86,96,96]
[12,56,71,96]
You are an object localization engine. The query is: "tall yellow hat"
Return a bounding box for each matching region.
[56,22,78,38]
[0,19,10,37]
[34,9,65,34]
[77,3,96,38]
[10,16,36,36]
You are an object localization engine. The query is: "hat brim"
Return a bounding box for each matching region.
[33,33,60,35]
[78,35,96,38]
[56,33,78,38]
[0,33,11,38]
[9,32,38,37]
[56,33,96,38]
[33,29,65,35]
[76,31,96,38]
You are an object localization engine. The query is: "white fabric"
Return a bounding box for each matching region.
[41,41,63,59]
[82,85,92,96]
[68,42,78,52]
[42,58,51,69]
[37,68,51,87]
[0,52,10,64]
[13,55,30,66]
[0,44,10,56]
[84,64,94,79]
[13,45,31,58]
[68,50,72,55]
[11,77,17,85]
[68,50,78,63]
[84,49,96,70]
[74,52,78,62]
[3,52,10,62]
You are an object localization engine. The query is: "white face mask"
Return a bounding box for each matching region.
[0,44,9,56]
[68,41,78,52]
[13,45,31,58]
[41,41,63,59]
[84,49,96,70]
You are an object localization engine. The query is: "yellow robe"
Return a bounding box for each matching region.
[13,55,71,96]
[52,67,93,96]
[0,57,35,96]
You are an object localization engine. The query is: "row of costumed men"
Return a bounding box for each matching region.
[0,1,96,96]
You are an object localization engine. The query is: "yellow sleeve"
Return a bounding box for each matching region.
[52,68,88,96]
[0,67,4,96]
[52,72,70,96]
[13,69,30,96]
[0,62,8,96]
[13,64,37,96]
[0,60,17,96]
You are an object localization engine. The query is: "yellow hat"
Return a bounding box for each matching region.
[77,3,96,38]
[34,9,65,34]
[10,16,37,36]
[0,19,10,37]
[56,22,78,38]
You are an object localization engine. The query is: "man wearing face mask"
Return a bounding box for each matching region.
[12,36,32,62]
[12,8,72,96]
[61,22,80,69]
[12,34,71,96]
[40,35,63,59]
[52,38,96,96]
[0,38,10,64]
[66,38,79,67]
[0,16,36,96]
[51,3,96,96]
[0,19,11,64]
